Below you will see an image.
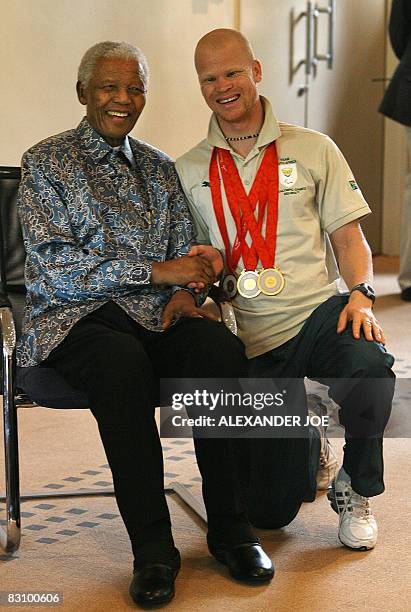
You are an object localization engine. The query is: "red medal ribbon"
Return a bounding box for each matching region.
[209,142,279,272]
[218,152,267,270]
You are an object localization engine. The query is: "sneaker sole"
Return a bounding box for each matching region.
[338,535,375,551]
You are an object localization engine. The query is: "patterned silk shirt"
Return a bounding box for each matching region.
[17,118,195,366]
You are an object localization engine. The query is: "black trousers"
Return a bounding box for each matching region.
[246,295,395,528]
[43,302,249,553]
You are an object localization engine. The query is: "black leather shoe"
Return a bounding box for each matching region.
[208,539,274,583]
[129,551,181,607]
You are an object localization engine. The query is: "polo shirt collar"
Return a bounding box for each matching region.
[206,96,282,151]
[76,117,133,164]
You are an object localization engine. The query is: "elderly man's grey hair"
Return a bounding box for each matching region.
[78,41,150,88]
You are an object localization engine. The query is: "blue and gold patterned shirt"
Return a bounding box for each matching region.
[17,118,195,366]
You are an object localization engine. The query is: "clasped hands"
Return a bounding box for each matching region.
[151,245,224,329]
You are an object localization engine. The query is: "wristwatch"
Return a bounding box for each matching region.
[349,283,376,304]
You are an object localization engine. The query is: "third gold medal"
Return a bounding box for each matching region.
[258,267,285,296]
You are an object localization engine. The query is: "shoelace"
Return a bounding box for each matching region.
[320,449,334,468]
[319,439,337,468]
[320,454,327,467]
[336,488,372,519]
[348,492,372,518]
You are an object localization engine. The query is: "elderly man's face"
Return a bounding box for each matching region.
[77,57,146,146]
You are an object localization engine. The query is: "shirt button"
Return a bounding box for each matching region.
[244,179,251,185]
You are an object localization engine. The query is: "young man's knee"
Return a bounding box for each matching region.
[340,341,394,380]
[249,503,301,530]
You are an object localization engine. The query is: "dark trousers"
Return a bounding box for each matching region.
[43,302,249,555]
[246,295,395,528]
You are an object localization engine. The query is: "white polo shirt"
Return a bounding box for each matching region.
[176,97,371,358]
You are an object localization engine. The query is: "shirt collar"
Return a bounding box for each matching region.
[121,137,135,166]
[76,117,134,165]
[111,137,135,167]
[206,96,282,151]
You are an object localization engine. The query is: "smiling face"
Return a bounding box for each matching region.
[195,35,262,133]
[76,56,146,146]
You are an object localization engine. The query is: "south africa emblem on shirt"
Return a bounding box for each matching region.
[279,162,297,187]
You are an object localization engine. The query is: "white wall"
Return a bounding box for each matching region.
[0,0,235,165]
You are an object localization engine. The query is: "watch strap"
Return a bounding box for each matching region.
[349,283,376,303]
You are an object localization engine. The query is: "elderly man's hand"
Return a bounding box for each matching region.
[151,255,216,287]
[337,292,385,343]
[162,290,218,329]
[188,245,224,276]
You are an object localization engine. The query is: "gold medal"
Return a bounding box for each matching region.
[237,270,261,299]
[221,274,238,299]
[258,267,285,296]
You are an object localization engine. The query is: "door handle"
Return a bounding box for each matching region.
[305,2,315,75]
[313,0,335,69]
[290,2,315,81]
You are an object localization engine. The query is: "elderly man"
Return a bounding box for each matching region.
[17,41,274,608]
[176,29,395,552]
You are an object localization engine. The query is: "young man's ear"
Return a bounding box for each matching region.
[76,81,87,105]
[252,59,263,84]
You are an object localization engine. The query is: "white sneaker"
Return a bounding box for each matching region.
[308,404,339,490]
[327,467,378,550]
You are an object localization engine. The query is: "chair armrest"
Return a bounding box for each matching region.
[0,306,17,356]
[217,301,237,336]
[207,285,238,336]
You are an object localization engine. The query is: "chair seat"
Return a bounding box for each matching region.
[16,366,89,409]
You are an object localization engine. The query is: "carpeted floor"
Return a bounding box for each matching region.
[1,256,410,611]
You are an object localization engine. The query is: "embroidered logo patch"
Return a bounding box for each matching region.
[279,162,297,187]
[349,180,359,191]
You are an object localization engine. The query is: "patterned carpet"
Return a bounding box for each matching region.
[0,438,202,551]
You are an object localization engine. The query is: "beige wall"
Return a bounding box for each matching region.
[0,0,235,165]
